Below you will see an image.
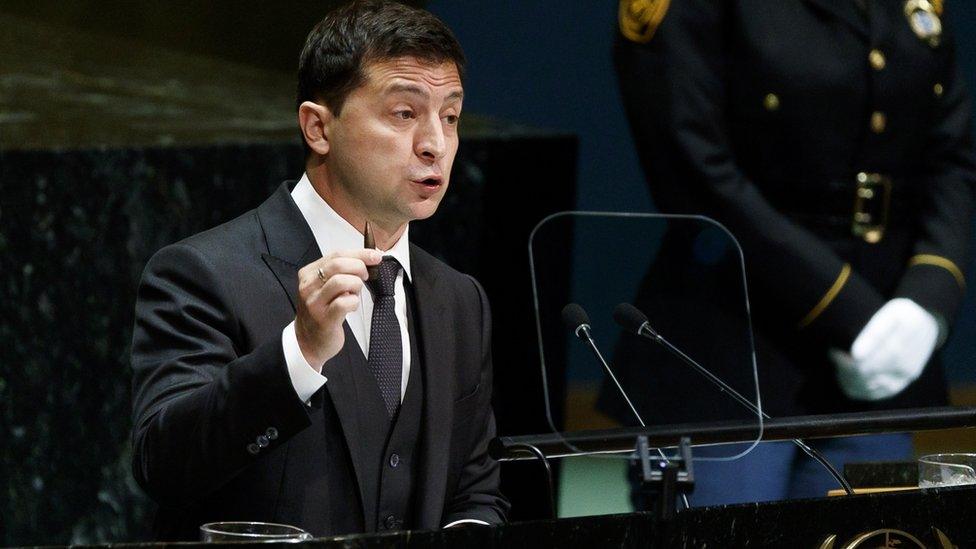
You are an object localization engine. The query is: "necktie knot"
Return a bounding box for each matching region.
[368,256,401,297]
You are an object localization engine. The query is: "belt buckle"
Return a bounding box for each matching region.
[852,172,891,244]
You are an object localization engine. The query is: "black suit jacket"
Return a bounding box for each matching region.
[130,182,508,540]
[602,0,975,421]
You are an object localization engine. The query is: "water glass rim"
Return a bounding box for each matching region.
[918,453,976,465]
[199,521,311,539]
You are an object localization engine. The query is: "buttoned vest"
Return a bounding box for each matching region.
[347,283,424,532]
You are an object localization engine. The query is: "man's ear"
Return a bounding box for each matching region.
[298,101,333,156]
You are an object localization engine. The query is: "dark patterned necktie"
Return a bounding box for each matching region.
[366,256,403,418]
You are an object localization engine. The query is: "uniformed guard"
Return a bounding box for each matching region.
[600,0,976,505]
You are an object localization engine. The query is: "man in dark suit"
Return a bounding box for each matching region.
[130,1,508,539]
[603,0,975,504]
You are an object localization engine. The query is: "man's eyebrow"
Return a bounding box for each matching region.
[386,83,429,98]
[384,83,464,102]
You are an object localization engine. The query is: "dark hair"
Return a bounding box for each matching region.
[297,1,465,120]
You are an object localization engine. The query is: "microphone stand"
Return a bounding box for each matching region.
[635,323,855,496]
[570,318,694,516]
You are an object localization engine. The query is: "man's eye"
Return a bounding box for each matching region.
[444,114,459,125]
[394,110,414,120]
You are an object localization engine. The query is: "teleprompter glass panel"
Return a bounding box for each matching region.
[528,212,763,470]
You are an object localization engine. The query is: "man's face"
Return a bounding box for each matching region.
[325,56,463,228]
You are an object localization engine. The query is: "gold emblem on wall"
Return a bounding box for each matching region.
[818,527,956,548]
[904,0,943,47]
[618,0,671,44]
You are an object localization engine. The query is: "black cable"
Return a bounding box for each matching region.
[508,442,557,519]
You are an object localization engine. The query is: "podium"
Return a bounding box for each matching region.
[63,486,974,547]
[58,407,976,547]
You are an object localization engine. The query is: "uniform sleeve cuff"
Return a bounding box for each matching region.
[443,519,491,528]
[282,320,328,404]
[896,256,967,327]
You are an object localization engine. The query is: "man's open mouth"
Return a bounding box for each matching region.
[414,177,442,188]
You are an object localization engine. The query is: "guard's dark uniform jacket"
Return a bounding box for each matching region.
[600,0,976,424]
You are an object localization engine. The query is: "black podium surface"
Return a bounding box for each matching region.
[73,486,976,547]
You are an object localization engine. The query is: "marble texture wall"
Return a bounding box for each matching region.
[0,144,302,543]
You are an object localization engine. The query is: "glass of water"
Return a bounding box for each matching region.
[200,521,313,542]
[918,453,976,489]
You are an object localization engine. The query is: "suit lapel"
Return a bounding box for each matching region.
[259,182,320,311]
[256,181,372,526]
[410,246,454,528]
[802,0,869,38]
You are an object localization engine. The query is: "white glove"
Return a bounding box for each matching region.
[830,298,939,401]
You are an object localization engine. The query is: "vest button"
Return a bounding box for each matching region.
[389,453,400,468]
[384,514,399,530]
[246,443,260,455]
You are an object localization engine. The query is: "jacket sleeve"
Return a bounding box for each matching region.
[895,17,976,327]
[441,276,509,525]
[615,0,885,349]
[130,242,311,507]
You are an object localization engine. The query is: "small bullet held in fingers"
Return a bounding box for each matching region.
[364,220,380,281]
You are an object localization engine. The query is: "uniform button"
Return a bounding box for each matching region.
[389,453,400,468]
[869,49,886,71]
[256,435,270,448]
[934,82,944,98]
[384,515,398,530]
[763,93,780,111]
[870,111,887,133]
[247,443,260,455]
[266,427,278,440]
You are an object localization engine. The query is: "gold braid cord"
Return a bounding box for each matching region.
[908,254,966,290]
[799,264,852,329]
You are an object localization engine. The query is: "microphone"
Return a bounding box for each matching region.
[615,303,756,414]
[561,303,593,341]
[561,303,645,428]
[613,302,855,496]
[614,302,659,340]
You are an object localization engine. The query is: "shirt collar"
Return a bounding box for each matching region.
[291,173,412,281]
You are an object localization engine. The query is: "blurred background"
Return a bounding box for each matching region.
[1,1,975,545]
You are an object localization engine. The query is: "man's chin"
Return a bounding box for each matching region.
[404,198,443,221]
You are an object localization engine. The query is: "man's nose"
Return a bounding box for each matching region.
[415,115,447,161]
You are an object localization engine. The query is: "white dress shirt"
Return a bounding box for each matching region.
[281,173,412,404]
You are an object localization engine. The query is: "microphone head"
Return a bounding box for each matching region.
[613,303,648,334]
[561,303,590,335]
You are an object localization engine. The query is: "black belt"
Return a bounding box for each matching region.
[762,172,916,243]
